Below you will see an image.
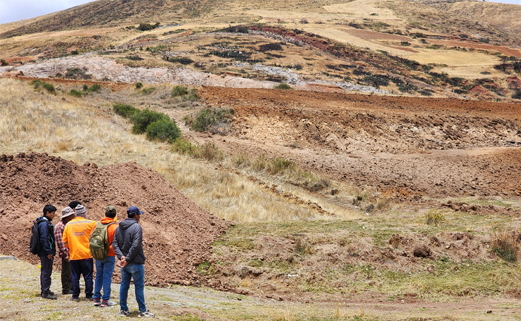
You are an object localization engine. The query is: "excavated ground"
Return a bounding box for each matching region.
[0,152,229,287]
[193,87,521,198]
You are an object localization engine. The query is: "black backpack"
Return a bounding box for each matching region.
[29,220,42,255]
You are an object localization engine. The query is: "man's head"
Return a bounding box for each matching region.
[105,205,117,219]
[43,204,57,220]
[127,206,144,222]
[75,204,87,219]
[61,206,75,223]
[69,201,81,211]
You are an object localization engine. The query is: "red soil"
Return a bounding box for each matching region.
[0,152,229,287]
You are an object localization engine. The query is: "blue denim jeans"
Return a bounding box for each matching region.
[94,256,116,301]
[119,263,146,312]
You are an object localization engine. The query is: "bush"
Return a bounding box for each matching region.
[512,90,521,100]
[171,137,199,156]
[491,230,517,262]
[145,118,181,142]
[137,23,159,31]
[83,84,89,91]
[1,59,8,66]
[198,143,224,161]
[136,82,143,89]
[31,80,56,94]
[130,109,169,134]
[163,56,194,65]
[89,84,101,92]
[187,108,234,132]
[171,85,188,97]
[141,87,156,95]
[267,158,295,174]
[69,89,83,97]
[274,83,292,90]
[113,104,138,118]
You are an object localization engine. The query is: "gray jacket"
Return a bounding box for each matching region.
[113,218,146,264]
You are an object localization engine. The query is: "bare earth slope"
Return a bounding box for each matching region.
[0,152,228,286]
[195,87,521,198]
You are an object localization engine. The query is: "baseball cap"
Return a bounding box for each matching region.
[127,206,144,215]
[106,205,117,215]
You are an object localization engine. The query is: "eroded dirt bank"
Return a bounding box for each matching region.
[0,152,229,286]
[194,87,521,198]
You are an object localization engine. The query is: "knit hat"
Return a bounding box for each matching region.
[75,204,87,219]
[61,207,75,219]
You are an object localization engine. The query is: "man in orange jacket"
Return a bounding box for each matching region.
[63,204,97,301]
[93,206,118,307]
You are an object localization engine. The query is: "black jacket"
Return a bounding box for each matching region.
[113,218,145,264]
[36,216,56,257]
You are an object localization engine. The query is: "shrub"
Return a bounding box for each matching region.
[69,89,83,97]
[126,55,143,61]
[1,59,8,66]
[425,209,445,226]
[274,83,292,90]
[267,158,295,174]
[171,137,199,156]
[31,80,56,94]
[89,84,101,92]
[130,109,169,134]
[83,84,89,91]
[113,104,138,118]
[163,56,194,65]
[198,143,224,161]
[136,82,143,89]
[137,23,159,31]
[171,85,188,97]
[491,229,517,262]
[512,90,521,100]
[145,118,181,142]
[187,108,234,132]
[141,87,156,95]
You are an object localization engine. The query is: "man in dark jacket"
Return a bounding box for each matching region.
[113,206,154,318]
[37,204,57,300]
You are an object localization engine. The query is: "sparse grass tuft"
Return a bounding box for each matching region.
[425,209,445,226]
[491,229,517,262]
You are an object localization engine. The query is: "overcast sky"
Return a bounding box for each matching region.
[0,0,520,24]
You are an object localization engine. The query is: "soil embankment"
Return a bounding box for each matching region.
[0,152,228,287]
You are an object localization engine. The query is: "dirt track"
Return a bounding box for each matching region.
[194,87,521,198]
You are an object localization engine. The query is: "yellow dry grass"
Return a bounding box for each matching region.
[324,0,400,22]
[0,78,359,223]
[409,49,501,78]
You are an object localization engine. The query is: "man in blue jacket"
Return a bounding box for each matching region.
[37,204,57,300]
[113,206,154,318]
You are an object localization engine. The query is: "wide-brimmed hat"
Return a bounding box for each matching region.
[61,207,74,219]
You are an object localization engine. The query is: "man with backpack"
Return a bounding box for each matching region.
[92,205,118,307]
[54,207,75,295]
[32,204,57,300]
[63,204,97,301]
[113,206,154,318]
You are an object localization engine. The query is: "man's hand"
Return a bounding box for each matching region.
[47,254,53,259]
[119,256,128,268]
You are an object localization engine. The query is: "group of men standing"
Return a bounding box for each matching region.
[35,202,154,318]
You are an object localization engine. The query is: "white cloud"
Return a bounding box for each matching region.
[0,0,96,24]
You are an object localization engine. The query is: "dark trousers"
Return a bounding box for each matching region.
[61,257,72,294]
[70,258,93,298]
[39,255,54,294]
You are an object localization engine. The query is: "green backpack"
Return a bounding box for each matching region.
[89,221,115,261]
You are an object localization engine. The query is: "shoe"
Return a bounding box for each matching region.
[118,310,132,317]
[41,292,57,300]
[62,290,71,295]
[86,295,93,301]
[138,310,155,318]
[70,296,80,302]
[69,289,73,294]
[101,299,117,307]
[93,298,101,306]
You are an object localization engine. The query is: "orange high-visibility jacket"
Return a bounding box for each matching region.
[63,216,97,260]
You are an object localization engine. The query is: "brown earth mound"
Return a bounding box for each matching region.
[0,152,229,287]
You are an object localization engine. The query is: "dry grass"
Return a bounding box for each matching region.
[0,78,358,223]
